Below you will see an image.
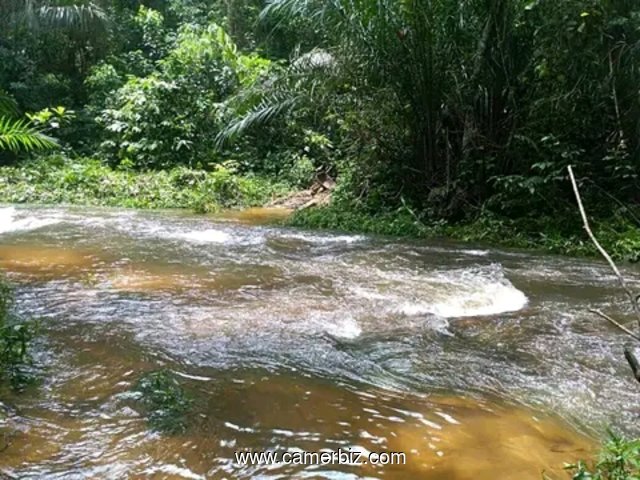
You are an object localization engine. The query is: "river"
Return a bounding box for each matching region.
[1,205,639,479]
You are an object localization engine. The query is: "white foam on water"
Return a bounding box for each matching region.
[0,207,61,234]
[279,232,366,244]
[354,264,528,319]
[71,210,139,229]
[430,276,527,318]
[142,465,205,480]
[348,287,388,301]
[396,280,527,318]
[322,314,362,339]
[462,249,490,257]
[156,226,265,246]
[55,211,262,247]
[173,229,233,244]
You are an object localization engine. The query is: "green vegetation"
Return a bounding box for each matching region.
[0,1,638,470]
[133,370,192,434]
[0,277,36,391]
[0,90,57,154]
[0,0,637,259]
[564,435,640,480]
[290,203,640,261]
[0,0,638,470]
[0,155,289,211]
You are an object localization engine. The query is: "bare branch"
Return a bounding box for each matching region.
[568,165,640,328]
[570,166,640,383]
[589,309,640,342]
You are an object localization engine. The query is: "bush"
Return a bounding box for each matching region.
[289,199,640,261]
[97,21,273,170]
[0,155,290,211]
[564,435,640,480]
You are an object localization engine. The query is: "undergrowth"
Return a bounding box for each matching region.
[289,203,640,261]
[0,155,290,212]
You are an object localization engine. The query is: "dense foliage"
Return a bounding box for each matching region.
[290,203,640,261]
[0,90,57,154]
[0,0,638,253]
[0,155,289,211]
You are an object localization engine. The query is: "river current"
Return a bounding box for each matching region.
[1,205,639,479]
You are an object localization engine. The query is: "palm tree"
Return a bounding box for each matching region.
[220,0,459,178]
[221,0,522,192]
[0,1,108,154]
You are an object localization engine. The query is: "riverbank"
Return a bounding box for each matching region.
[0,156,290,213]
[289,204,640,262]
[1,157,639,261]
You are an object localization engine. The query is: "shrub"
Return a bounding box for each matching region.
[0,155,290,210]
[564,435,640,480]
[97,22,272,170]
[289,199,640,261]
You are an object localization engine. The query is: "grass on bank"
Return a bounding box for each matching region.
[288,203,640,262]
[1,156,639,261]
[0,155,290,212]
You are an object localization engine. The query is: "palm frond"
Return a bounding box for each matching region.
[216,45,339,149]
[2,0,108,33]
[261,0,317,22]
[0,116,58,153]
[216,93,301,148]
[38,1,107,32]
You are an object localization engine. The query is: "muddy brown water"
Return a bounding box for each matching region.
[1,205,639,479]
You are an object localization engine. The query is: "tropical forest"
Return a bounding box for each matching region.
[1,0,640,479]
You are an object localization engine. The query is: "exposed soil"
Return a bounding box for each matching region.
[268,173,335,210]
